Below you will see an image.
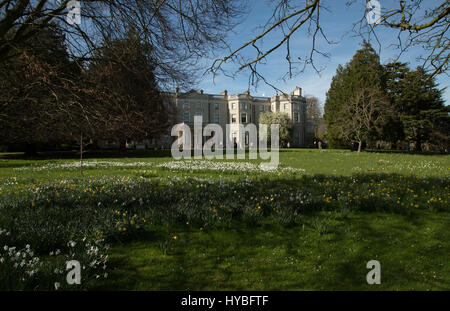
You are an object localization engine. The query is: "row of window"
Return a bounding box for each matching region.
[183,102,302,112]
[233,102,248,110]
[183,102,220,110]
[184,111,301,123]
[230,102,267,112]
[184,112,220,123]
[183,101,269,112]
[271,103,301,111]
[231,113,248,123]
[183,113,247,123]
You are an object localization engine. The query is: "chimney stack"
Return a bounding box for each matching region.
[293,86,302,96]
[221,90,228,97]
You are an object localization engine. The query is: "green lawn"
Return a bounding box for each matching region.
[92,211,449,290]
[0,149,448,290]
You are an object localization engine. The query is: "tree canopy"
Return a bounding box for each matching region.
[259,111,293,146]
[324,42,448,152]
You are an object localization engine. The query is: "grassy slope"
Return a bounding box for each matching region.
[1,149,449,290]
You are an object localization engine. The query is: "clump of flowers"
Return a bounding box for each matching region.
[0,228,41,290]
[0,227,110,290]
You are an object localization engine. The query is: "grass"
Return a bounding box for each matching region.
[93,211,449,290]
[1,148,449,179]
[0,149,448,290]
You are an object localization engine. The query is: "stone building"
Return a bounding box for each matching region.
[107,86,308,149]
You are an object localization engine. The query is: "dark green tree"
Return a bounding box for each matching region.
[324,41,386,148]
[380,62,410,147]
[396,67,446,151]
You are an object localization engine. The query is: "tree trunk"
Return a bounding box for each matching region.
[414,139,422,152]
[119,139,127,154]
[80,133,83,168]
[357,140,362,153]
[391,142,396,150]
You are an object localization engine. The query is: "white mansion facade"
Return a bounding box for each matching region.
[120,86,310,149]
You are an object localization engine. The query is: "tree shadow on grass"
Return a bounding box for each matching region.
[318,213,450,290]
[93,209,449,291]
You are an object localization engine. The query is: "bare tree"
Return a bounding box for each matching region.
[0,0,245,89]
[0,26,88,155]
[353,0,449,78]
[337,86,391,153]
[305,95,323,145]
[306,96,322,127]
[86,30,170,149]
[0,0,246,154]
[208,0,449,91]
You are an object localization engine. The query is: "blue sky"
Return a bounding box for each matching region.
[197,0,449,107]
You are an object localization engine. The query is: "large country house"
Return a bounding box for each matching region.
[101,87,314,149]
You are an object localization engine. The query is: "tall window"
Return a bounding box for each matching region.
[284,103,289,110]
[215,103,219,110]
[294,112,299,123]
[260,105,264,112]
[231,114,236,123]
[232,103,236,110]
[214,113,219,123]
[196,102,201,109]
[183,102,190,109]
[183,112,190,122]
[241,102,247,110]
[272,104,276,111]
[241,113,247,123]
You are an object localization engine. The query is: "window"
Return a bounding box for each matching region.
[294,112,299,123]
[284,103,289,110]
[241,102,247,110]
[183,102,190,109]
[272,104,276,111]
[214,113,219,123]
[163,135,169,144]
[293,103,298,110]
[231,114,236,123]
[215,103,219,110]
[260,105,264,112]
[241,113,247,123]
[232,103,236,110]
[196,102,201,109]
[183,112,190,122]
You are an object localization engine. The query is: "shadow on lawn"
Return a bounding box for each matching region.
[318,213,449,290]
[93,210,449,290]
